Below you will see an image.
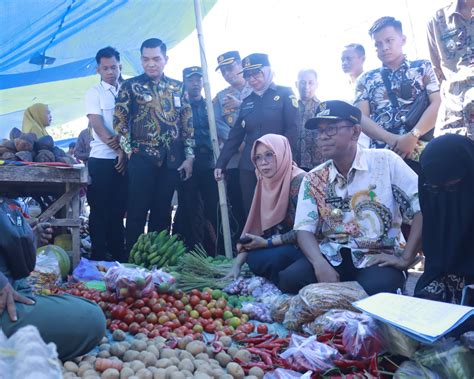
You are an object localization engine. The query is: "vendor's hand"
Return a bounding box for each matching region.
[313,260,340,283]
[33,222,53,246]
[366,253,411,271]
[223,94,242,110]
[392,134,418,159]
[239,233,268,252]
[106,135,121,150]
[214,168,224,182]
[224,264,241,280]
[0,283,35,322]
[115,150,127,174]
[177,157,193,181]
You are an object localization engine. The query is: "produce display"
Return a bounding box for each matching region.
[129,230,187,269]
[0,127,76,163]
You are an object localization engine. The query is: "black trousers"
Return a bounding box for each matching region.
[226,168,246,241]
[174,168,219,254]
[87,157,127,261]
[239,169,257,216]
[125,153,179,253]
[247,245,405,295]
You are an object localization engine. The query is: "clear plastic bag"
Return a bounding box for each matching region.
[302,309,362,335]
[264,368,312,379]
[241,302,273,323]
[269,294,293,323]
[27,248,61,294]
[104,266,154,299]
[280,334,342,372]
[342,313,384,358]
[394,360,441,379]
[342,314,383,359]
[72,257,119,281]
[0,325,61,379]
[414,339,474,379]
[283,282,367,331]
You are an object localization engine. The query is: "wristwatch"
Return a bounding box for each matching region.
[410,128,421,139]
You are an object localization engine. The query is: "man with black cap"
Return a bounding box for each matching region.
[275,100,423,295]
[174,66,219,254]
[213,51,251,239]
[214,53,299,215]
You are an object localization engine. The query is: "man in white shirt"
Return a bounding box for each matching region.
[85,46,127,262]
[290,100,422,295]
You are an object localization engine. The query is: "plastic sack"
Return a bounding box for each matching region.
[394,360,441,379]
[72,257,119,281]
[104,266,154,299]
[152,268,175,287]
[26,249,61,294]
[0,325,61,379]
[280,334,341,372]
[283,281,367,331]
[224,276,281,299]
[264,369,312,379]
[342,313,384,358]
[241,302,273,323]
[414,339,474,379]
[270,294,293,323]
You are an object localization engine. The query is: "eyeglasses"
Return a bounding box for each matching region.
[254,151,275,164]
[314,123,354,137]
[243,69,262,80]
[423,179,463,194]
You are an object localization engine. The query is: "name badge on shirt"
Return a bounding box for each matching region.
[174,96,181,108]
[325,196,343,205]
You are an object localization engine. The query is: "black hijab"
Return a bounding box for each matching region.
[415,134,474,293]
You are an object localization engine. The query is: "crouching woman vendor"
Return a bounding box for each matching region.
[0,197,106,360]
[226,134,306,293]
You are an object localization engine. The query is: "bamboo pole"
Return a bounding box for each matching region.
[193,0,233,259]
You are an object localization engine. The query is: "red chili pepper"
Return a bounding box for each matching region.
[369,354,379,376]
[240,334,273,344]
[317,332,335,342]
[246,347,273,365]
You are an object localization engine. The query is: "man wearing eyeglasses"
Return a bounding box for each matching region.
[354,16,441,173]
[291,100,423,296]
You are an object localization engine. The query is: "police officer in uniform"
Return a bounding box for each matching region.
[214,53,299,215]
[213,51,251,239]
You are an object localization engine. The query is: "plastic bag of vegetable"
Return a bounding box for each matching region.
[72,257,119,281]
[394,360,441,379]
[270,294,293,323]
[414,339,474,379]
[104,265,154,299]
[302,309,362,335]
[283,281,367,331]
[0,325,61,379]
[27,248,62,294]
[280,334,342,372]
[263,368,312,379]
[342,312,384,358]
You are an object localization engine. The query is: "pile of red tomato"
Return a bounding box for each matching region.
[61,284,256,339]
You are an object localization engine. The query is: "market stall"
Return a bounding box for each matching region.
[0,164,87,267]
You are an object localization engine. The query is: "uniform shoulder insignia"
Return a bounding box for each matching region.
[289,94,298,108]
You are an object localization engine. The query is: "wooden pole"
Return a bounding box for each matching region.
[193,0,233,259]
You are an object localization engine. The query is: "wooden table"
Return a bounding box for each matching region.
[0,165,88,268]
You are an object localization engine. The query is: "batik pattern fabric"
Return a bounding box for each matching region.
[416,274,472,304]
[114,74,194,166]
[294,148,420,268]
[354,58,439,151]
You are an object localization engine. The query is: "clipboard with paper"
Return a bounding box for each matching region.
[353,293,474,344]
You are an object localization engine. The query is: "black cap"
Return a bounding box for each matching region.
[183,66,203,79]
[215,51,241,71]
[305,100,362,130]
[239,53,270,74]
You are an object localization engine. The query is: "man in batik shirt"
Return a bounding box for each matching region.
[293,101,422,296]
[294,69,323,171]
[114,38,194,253]
[355,16,441,172]
[427,0,474,139]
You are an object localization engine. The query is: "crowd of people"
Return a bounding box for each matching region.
[1,3,473,358]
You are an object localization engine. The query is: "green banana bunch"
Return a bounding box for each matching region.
[129,229,187,269]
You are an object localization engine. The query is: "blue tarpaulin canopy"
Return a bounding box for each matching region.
[0,0,216,137]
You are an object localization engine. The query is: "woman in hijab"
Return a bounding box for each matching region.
[215,54,299,216]
[22,103,52,137]
[226,134,306,293]
[415,134,474,304]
